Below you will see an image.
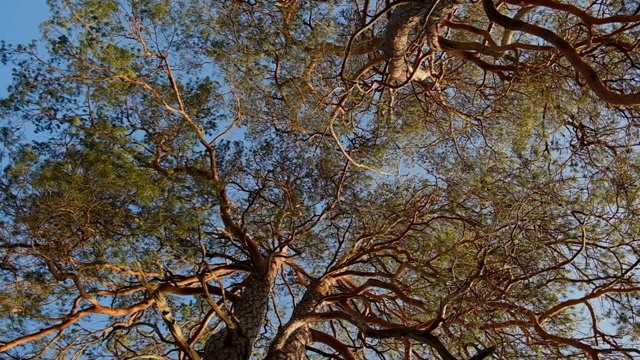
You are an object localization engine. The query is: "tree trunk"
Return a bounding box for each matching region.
[264,279,333,360]
[203,261,279,360]
[383,0,461,81]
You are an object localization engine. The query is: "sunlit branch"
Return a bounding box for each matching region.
[482,0,640,105]
[0,298,155,353]
[309,329,357,360]
[137,264,201,360]
[505,0,640,26]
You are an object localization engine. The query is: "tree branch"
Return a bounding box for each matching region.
[482,0,640,105]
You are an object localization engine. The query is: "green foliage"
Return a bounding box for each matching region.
[1,0,640,359]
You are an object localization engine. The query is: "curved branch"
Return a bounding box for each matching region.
[310,329,357,360]
[308,311,495,360]
[505,0,640,25]
[482,0,640,105]
[0,299,154,353]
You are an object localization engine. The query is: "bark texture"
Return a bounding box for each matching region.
[264,279,333,360]
[383,0,461,81]
[203,261,278,360]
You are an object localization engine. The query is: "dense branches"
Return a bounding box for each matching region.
[1,0,640,359]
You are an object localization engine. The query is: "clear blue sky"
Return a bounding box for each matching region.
[0,2,48,43]
[0,1,50,94]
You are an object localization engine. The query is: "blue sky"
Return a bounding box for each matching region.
[0,2,48,43]
[0,1,49,94]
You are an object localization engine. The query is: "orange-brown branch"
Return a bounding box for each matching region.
[482,0,640,105]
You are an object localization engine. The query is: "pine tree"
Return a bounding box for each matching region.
[1,1,639,359]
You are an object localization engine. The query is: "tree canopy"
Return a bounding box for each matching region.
[1,0,640,359]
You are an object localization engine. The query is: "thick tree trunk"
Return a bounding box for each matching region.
[383,0,461,81]
[264,279,333,360]
[264,327,312,360]
[203,261,279,360]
